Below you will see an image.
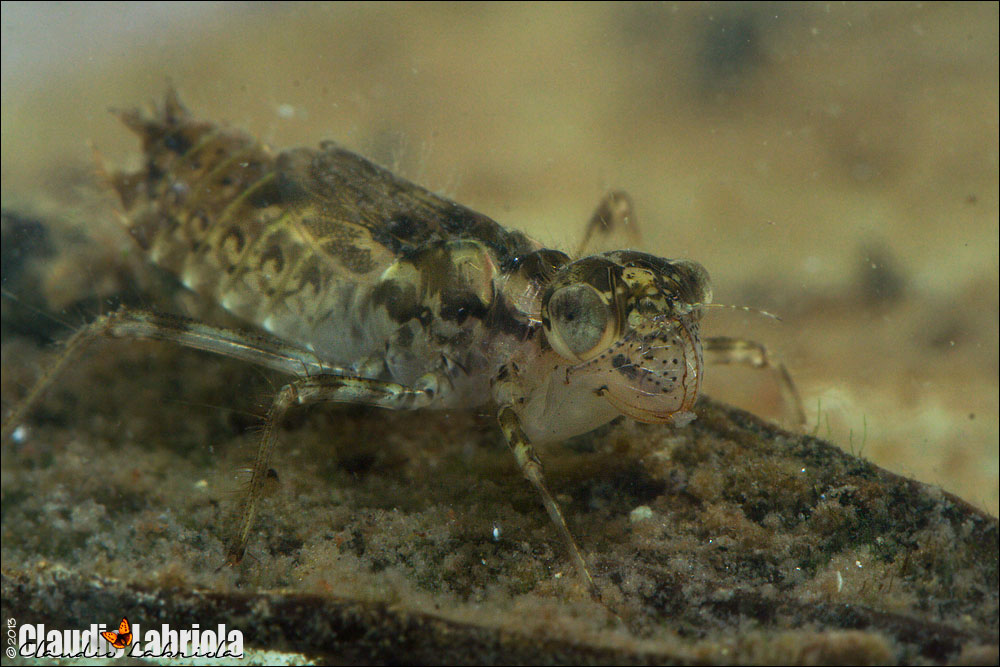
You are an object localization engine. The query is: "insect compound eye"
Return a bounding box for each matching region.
[543,283,617,362]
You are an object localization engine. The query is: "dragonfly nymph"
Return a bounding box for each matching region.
[2,89,800,602]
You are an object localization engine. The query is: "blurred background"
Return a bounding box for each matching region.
[2,2,997,514]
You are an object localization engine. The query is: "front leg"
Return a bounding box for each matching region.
[704,336,806,429]
[495,405,600,602]
[227,373,439,565]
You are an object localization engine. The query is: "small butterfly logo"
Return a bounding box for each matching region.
[101,617,133,649]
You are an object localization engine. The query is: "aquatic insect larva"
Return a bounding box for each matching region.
[2,89,802,602]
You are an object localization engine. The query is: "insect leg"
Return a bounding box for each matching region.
[703,336,806,429]
[1,307,344,444]
[227,373,437,566]
[496,405,601,601]
[574,190,640,258]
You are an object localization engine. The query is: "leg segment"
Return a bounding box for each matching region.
[575,190,641,258]
[227,374,437,565]
[496,406,600,601]
[2,307,344,443]
[704,336,806,429]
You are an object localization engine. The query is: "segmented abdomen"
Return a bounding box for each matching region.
[112,94,407,364]
[110,91,537,378]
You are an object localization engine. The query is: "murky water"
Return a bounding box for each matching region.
[2,5,997,662]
